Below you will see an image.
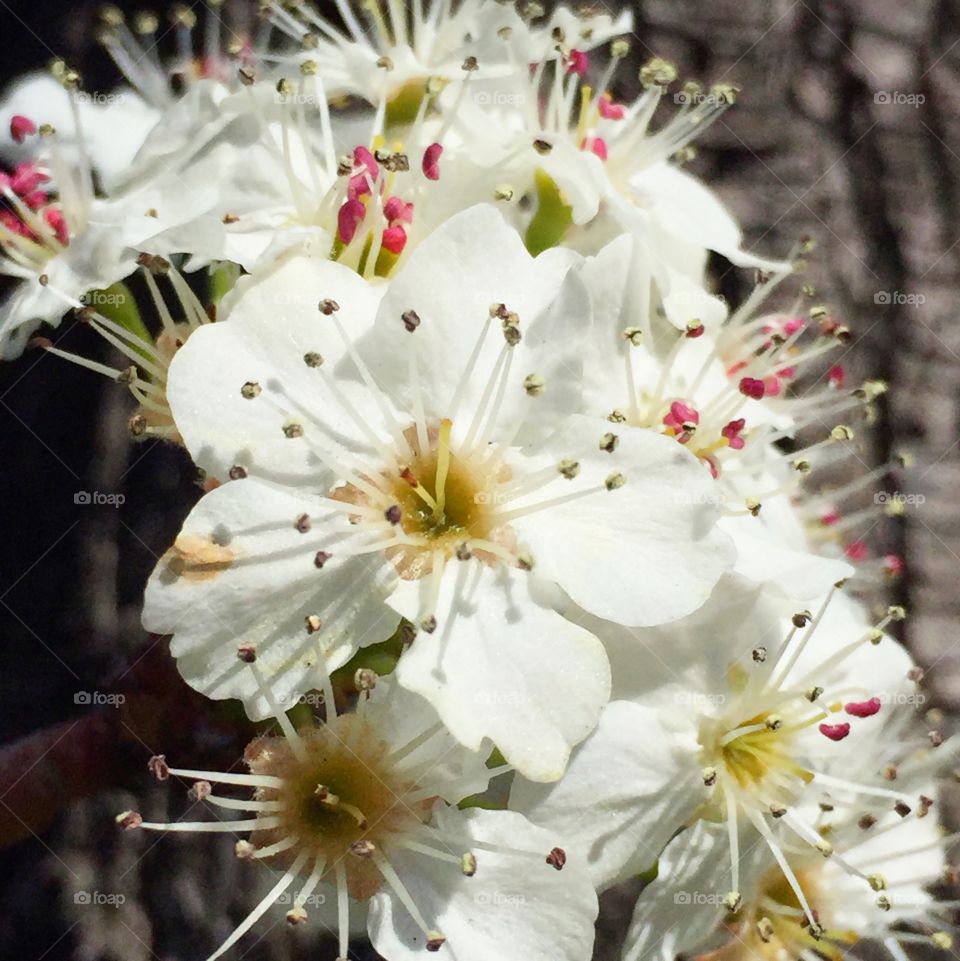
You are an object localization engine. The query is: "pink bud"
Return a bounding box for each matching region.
[45,207,69,244]
[566,49,589,77]
[738,377,765,400]
[584,136,608,161]
[844,697,881,718]
[844,540,869,562]
[598,95,625,120]
[883,554,905,577]
[422,142,443,181]
[10,115,36,144]
[819,511,841,527]
[348,146,380,200]
[383,195,414,224]
[663,401,700,435]
[381,224,407,255]
[10,162,48,195]
[826,365,845,389]
[337,198,366,244]
[721,418,746,450]
[819,722,851,742]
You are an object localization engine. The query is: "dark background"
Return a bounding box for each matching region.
[1,1,959,960]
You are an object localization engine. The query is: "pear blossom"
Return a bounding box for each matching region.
[142,204,734,779]
[511,577,918,903]
[262,0,631,110]
[622,709,957,961]
[123,670,598,961]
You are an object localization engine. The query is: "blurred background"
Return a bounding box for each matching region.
[0,0,959,959]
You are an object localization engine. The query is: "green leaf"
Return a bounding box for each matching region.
[89,282,153,363]
[209,262,241,306]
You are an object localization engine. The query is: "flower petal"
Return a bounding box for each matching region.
[369,806,598,961]
[391,561,610,782]
[142,475,399,719]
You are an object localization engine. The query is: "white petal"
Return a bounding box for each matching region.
[368,807,598,961]
[391,561,610,782]
[142,476,398,719]
[165,252,385,482]
[511,700,705,889]
[511,416,735,626]
[356,204,587,446]
[363,681,493,805]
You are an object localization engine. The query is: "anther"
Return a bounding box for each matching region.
[455,543,473,561]
[752,647,767,662]
[769,803,786,818]
[722,891,742,913]
[599,432,619,453]
[622,326,643,346]
[558,459,580,479]
[354,668,378,692]
[805,686,824,702]
[420,616,438,634]
[757,918,774,943]
[815,838,833,857]
[868,873,887,891]
[639,57,677,88]
[305,615,322,634]
[702,766,717,787]
[402,310,421,333]
[546,847,566,870]
[876,894,892,911]
[318,298,340,315]
[350,840,377,858]
[286,906,308,924]
[524,373,545,396]
[294,514,311,533]
[235,840,256,859]
[792,610,812,628]
[894,801,911,818]
[858,813,876,830]
[426,933,447,952]
[147,755,169,780]
[608,409,626,423]
[461,853,477,876]
[532,139,553,155]
[517,553,535,571]
[116,810,143,830]
[493,185,514,201]
[385,505,402,525]
[283,422,305,439]
[303,352,324,367]
[605,473,626,491]
[189,780,212,801]
[237,644,257,663]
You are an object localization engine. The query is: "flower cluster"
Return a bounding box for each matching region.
[4,3,955,961]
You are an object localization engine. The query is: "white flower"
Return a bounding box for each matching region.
[622,714,954,961]
[142,204,734,779]
[123,671,599,961]
[263,0,631,108]
[0,71,159,184]
[442,47,788,327]
[511,578,917,903]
